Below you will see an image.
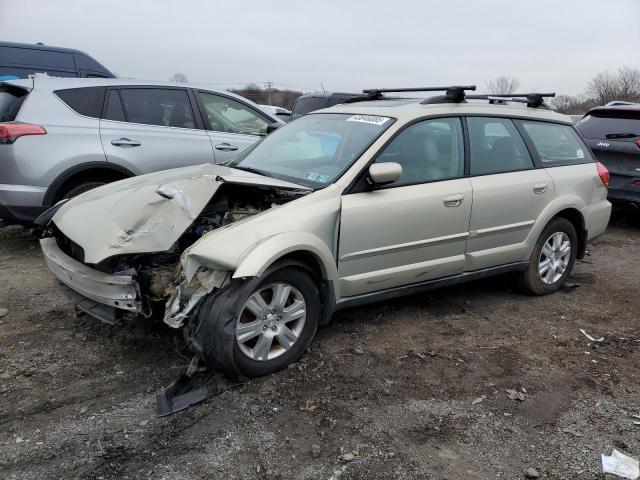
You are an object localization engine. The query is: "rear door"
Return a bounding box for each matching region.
[465,116,555,270]
[194,90,273,163]
[99,87,214,174]
[576,110,640,194]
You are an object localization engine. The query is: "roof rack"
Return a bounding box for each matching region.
[466,93,555,108]
[344,85,476,104]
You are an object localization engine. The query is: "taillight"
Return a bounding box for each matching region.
[0,122,47,144]
[597,161,609,188]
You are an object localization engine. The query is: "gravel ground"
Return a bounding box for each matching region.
[0,211,639,480]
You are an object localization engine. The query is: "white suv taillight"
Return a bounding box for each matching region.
[0,122,47,144]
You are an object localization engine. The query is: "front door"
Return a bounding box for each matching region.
[338,117,472,298]
[195,91,273,163]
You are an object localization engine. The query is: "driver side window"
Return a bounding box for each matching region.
[375,117,464,187]
[197,92,271,136]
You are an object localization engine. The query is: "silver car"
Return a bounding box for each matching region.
[39,87,612,378]
[0,74,281,224]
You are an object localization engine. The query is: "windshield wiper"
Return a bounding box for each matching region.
[605,133,639,139]
[232,165,272,178]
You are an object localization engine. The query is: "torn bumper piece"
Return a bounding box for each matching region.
[40,237,141,321]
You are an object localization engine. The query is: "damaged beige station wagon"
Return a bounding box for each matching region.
[40,86,612,377]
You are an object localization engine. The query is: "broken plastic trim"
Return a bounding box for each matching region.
[163,266,230,328]
[155,356,246,416]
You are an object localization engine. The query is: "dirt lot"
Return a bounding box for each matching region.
[0,212,639,480]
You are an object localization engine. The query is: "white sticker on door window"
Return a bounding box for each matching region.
[346,115,391,126]
[577,149,585,158]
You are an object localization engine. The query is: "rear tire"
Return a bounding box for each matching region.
[63,181,107,199]
[520,217,577,295]
[187,266,320,378]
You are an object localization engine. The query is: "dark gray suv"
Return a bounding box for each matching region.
[576,104,640,208]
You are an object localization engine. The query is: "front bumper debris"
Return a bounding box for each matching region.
[40,237,141,317]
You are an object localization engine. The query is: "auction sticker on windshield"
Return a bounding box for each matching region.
[346,115,391,126]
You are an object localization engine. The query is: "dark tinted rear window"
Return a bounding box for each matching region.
[0,84,28,121]
[119,88,195,128]
[292,96,328,116]
[576,110,640,140]
[55,87,106,118]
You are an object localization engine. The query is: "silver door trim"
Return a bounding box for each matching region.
[469,220,535,238]
[339,231,470,261]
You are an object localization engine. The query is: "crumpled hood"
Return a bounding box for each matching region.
[53,163,308,264]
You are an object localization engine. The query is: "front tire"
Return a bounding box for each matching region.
[187,266,320,378]
[520,217,577,295]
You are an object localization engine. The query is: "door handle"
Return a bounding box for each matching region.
[215,143,239,152]
[533,182,548,194]
[111,138,141,147]
[443,193,465,207]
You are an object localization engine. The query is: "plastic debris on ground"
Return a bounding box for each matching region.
[580,328,604,343]
[601,449,639,479]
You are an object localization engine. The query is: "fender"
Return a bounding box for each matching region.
[43,162,137,206]
[232,231,339,291]
[522,193,587,259]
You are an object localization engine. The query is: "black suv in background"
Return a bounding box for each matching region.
[576,104,640,208]
[290,92,363,120]
[0,41,114,79]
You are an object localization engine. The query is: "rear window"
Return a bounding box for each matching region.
[576,110,640,140]
[119,88,195,128]
[0,84,28,121]
[55,87,106,118]
[519,121,593,165]
[292,96,328,117]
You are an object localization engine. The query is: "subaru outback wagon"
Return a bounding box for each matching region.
[39,86,612,378]
[0,75,281,224]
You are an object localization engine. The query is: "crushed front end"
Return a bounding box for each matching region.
[40,182,306,327]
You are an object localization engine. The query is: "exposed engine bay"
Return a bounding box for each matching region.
[49,183,305,326]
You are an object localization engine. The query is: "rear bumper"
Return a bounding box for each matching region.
[40,237,142,318]
[0,183,47,223]
[608,174,640,205]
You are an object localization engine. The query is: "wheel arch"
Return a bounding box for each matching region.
[43,162,136,206]
[551,207,587,259]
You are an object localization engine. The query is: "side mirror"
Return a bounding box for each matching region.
[266,122,282,134]
[368,162,402,187]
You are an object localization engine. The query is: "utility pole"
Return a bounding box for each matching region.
[266,81,273,105]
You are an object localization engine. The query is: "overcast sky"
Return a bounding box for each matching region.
[2,0,639,95]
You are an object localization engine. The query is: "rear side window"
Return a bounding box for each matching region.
[104,90,125,122]
[467,117,533,175]
[55,87,106,118]
[518,121,592,165]
[119,88,195,128]
[576,111,640,140]
[0,84,28,121]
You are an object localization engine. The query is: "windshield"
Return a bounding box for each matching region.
[228,113,395,188]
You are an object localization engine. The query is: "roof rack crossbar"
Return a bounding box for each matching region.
[466,93,555,108]
[362,85,476,102]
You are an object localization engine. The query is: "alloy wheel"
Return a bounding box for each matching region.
[235,282,306,361]
[538,232,571,284]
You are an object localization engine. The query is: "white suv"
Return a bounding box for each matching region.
[0,75,281,224]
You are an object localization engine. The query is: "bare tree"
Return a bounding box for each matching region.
[485,75,520,95]
[551,94,595,115]
[586,67,640,105]
[169,73,189,83]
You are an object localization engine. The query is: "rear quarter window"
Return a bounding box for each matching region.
[518,121,593,166]
[55,87,106,118]
[0,84,28,121]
